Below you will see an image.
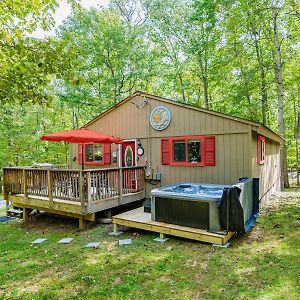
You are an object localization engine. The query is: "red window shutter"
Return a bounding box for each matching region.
[78,144,84,165]
[204,136,215,166]
[103,144,111,164]
[257,135,266,164]
[161,139,170,165]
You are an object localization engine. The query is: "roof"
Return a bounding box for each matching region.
[85,91,283,144]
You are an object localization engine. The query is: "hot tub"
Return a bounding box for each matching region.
[150,178,257,232]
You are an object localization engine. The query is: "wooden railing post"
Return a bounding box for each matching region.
[3,169,7,199]
[86,171,92,214]
[3,169,9,214]
[47,170,53,208]
[119,167,123,204]
[23,169,28,201]
[79,171,85,214]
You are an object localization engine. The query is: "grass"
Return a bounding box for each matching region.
[283,187,300,192]
[0,195,299,300]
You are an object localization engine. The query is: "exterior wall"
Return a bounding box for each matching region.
[251,132,281,205]
[70,94,253,198]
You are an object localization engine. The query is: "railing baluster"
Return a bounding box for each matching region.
[23,169,28,201]
[79,171,84,213]
[48,170,53,207]
[86,171,91,213]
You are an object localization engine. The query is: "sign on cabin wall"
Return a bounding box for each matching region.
[149,106,171,131]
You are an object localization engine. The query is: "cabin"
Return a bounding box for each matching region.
[3,91,282,230]
[70,91,282,203]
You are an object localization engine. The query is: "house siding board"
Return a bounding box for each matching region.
[142,133,250,195]
[251,132,281,204]
[86,96,248,140]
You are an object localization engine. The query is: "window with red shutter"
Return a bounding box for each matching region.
[78,144,83,165]
[257,135,266,164]
[204,136,215,166]
[78,143,111,165]
[103,144,111,164]
[161,139,170,165]
[163,135,216,167]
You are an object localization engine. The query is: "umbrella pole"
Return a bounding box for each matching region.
[82,144,84,171]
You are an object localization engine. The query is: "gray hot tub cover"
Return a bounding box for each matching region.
[219,186,245,233]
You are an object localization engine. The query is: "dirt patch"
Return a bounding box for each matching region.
[18,213,79,233]
[261,191,300,216]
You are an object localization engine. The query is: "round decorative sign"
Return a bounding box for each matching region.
[149,106,171,131]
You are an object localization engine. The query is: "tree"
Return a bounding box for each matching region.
[0,0,73,104]
[56,6,149,108]
[188,0,221,109]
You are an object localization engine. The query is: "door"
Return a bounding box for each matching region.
[122,141,137,192]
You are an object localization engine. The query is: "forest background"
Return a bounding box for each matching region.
[0,0,299,187]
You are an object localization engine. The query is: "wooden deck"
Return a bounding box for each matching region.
[3,166,146,229]
[112,207,234,245]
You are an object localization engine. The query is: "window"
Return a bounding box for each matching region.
[161,136,215,166]
[257,135,266,164]
[188,140,201,163]
[94,144,103,162]
[85,144,102,163]
[78,144,111,165]
[173,141,186,162]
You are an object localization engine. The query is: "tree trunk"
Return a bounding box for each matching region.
[198,55,209,109]
[178,72,186,103]
[203,75,209,109]
[252,31,268,125]
[272,5,289,188]
[293,96,299,186]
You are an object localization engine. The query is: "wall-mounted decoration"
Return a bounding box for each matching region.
[124,145,134,167]
[112,151,117,163]
[137,147,144,156]
[149,106,171,131]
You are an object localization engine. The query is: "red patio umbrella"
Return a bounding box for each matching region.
[40,128,122,169]
[40,128,122,144]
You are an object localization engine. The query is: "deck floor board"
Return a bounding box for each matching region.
[112,207,234,245]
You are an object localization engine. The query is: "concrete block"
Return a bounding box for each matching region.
[85,242,100,248]
[153,237,169,243]
[31,238,47,244]
[118,239,132,246]
[58,238,74,244]
[212,242,231,248]
[109,231,123,236]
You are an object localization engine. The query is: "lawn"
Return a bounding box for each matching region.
[0,193,299,300]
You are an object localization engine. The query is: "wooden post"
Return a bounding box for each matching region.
[79,217,86,230]
[23,207,29,223]
[105,209,112,218]
[79,171,85,214]
[118,143,123,204]
[47,170,53,208]
[113,223,118,233]
[119,168,123,204]
[86,171,91,214]
[3,171,9,214]
[23,169,28,201]
[3,170,7,199]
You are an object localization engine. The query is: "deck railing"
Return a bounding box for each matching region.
[3,166,145,213]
